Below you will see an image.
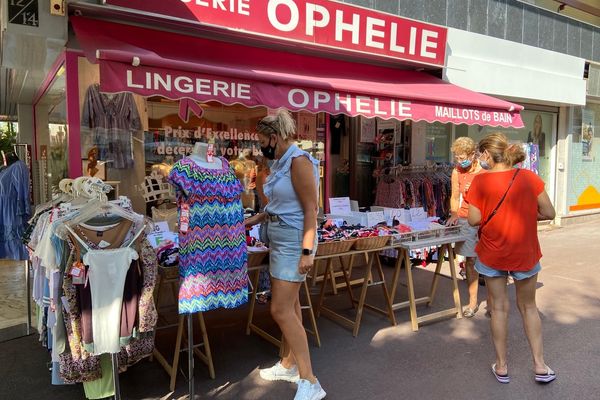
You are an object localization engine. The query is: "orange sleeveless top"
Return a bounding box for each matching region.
[457,168,485,218]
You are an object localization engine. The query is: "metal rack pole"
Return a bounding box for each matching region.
[112,353,121,400]
[25,259,31,335]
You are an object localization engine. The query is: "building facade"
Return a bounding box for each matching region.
[1,0,599,223]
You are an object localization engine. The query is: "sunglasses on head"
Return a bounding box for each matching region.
[257,120,278,134]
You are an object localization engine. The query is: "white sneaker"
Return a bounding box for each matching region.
[259,361,300,383]
[294,379,326,400]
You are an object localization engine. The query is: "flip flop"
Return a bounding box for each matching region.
[492,363,510,384]
[535,367,556,383]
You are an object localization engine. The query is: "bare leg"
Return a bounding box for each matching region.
[465,257,479,310]
[281,297,302,369]
[485,276,510,375]
[514,274,547,374]
[270,278,315,382]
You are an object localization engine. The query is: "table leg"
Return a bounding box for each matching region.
[404,251,419,332]
[374,254,397,326]
[447,245,463,319]
[245,269,261,335]
[316,258,333,318]
[353,253,374,337]
[302,280,322,347]
[339,255,356,307]
[329,264,338,295]
[427,245,445,306]
[388,250,405,304]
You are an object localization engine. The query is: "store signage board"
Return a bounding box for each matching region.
[8,0,39,27]
[104,0,447,66]
[329,197,352,215]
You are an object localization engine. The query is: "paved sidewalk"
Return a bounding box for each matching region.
[1,222,598,400]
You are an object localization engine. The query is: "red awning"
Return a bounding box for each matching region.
[71,17,524,128]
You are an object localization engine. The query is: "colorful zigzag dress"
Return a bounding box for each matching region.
[168,157,248,314]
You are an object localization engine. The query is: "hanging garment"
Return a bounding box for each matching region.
[0,160,31,260]
[168,157,249,314]
[83,247,139,355]
[82,84,141,169]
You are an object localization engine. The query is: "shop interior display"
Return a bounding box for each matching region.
[374,165,452,218]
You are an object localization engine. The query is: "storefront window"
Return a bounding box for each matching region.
[425,122,451,163]
[567,103,600,212]
[458,110,555,187]
[145,100,326,211]
[35,70,68,202]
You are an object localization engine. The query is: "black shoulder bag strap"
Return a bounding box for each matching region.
[478,169,520,239]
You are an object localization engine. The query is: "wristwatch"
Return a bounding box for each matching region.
[302,248,313,256]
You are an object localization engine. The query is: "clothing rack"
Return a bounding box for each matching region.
[25,176,151,400]
[374,165,452,217]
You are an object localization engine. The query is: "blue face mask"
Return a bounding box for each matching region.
[458,159,472,169]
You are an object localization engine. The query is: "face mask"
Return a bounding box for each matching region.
[260,136,277,160]
[458,159,472,169]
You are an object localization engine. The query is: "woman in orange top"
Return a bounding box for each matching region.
[447,137,485,317]
[467,133,556,384]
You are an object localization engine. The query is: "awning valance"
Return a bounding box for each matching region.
[71,17,524,128]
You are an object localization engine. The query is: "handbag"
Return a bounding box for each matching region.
[478,169,520,239]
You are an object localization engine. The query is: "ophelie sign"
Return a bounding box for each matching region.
[104,0,447,66]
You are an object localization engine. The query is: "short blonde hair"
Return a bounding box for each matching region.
[451,137,477,156]
[256,109,296,141]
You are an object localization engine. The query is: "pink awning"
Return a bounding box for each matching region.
[71,17,524,128]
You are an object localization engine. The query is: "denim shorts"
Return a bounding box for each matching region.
[266,219,318,283]
[475,259,541,281]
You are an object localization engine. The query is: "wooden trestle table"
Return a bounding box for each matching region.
[314,233,467,335]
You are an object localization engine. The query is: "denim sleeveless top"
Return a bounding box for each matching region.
[264,144,320,230]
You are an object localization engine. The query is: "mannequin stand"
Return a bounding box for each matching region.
[153,270,215,393]
[187,314,194,399]
[153,312,215,391]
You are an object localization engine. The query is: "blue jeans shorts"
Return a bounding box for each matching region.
[266,219,317,283]
[475,259,541,281]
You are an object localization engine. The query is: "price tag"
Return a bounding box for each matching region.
[180,203,190,233]
[207,144,215,163]
[49,208,59,222]
[70,262,86,285]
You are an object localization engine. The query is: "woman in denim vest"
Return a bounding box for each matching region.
[245,109,325,400]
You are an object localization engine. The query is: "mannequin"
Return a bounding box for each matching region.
[168,139,249,400]
[189,142,222,170]
[230,149,257,210]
